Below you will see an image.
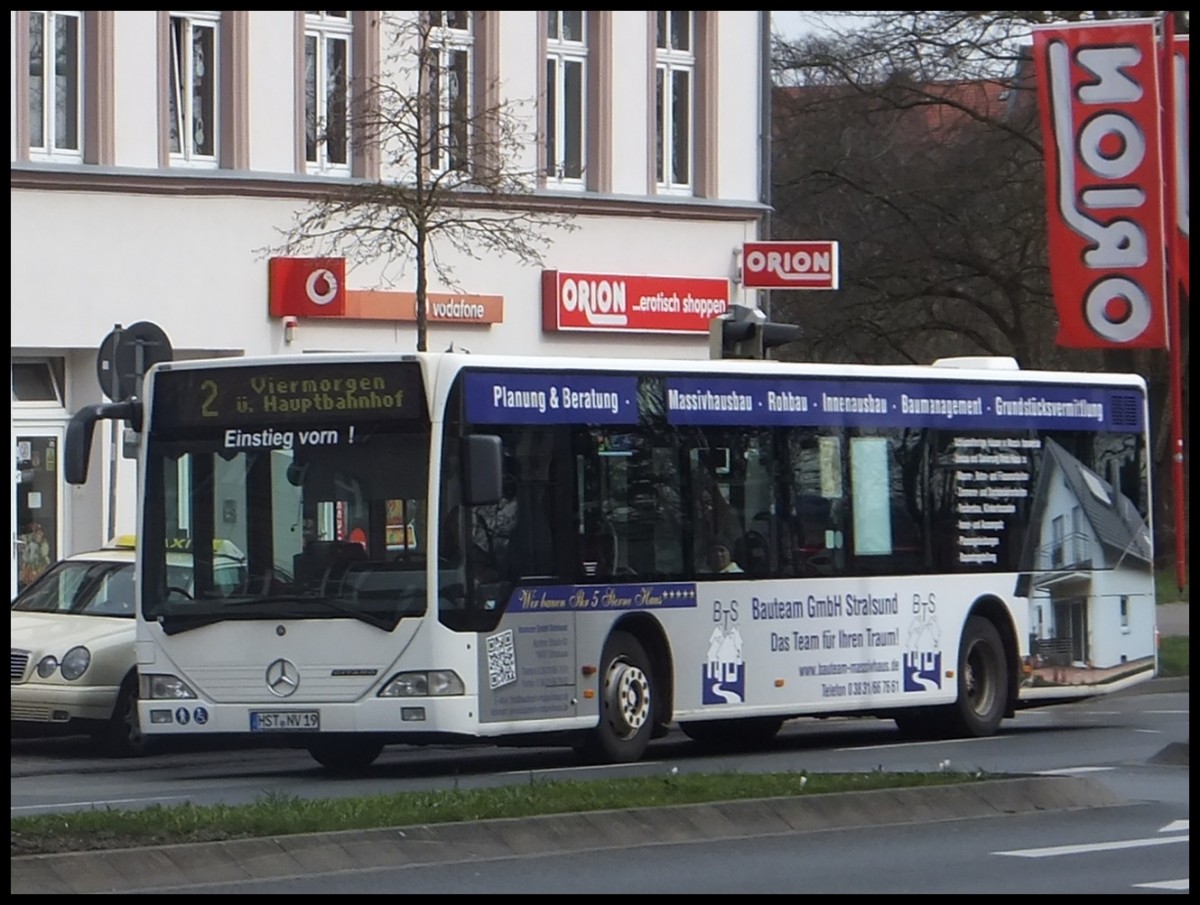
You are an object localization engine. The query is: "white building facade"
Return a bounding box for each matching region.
[10,11,770,595]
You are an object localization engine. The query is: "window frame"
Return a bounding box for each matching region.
[544,11,587,190]
[11,358,67,409]
[167,11,221,169]
[304,10,353,176]
[26,9,84,163]
[653,10,694,195]
[427,11,475,175]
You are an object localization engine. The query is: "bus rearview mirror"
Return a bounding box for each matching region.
[463,434,503,506]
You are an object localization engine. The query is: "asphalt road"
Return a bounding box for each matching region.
[12,675,1189,894]
[9,775,1138,894]
[11,603,1189,893]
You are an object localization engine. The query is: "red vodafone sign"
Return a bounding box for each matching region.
[542,271,730,334]
[268,257,347,317]
[742,241,839,290]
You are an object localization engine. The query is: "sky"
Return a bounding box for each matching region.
[771,11,866,41]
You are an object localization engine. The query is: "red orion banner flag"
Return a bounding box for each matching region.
[1169,34,1189,297]
[1031,19,1168,348]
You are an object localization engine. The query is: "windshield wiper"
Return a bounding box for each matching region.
[222,594,396,630]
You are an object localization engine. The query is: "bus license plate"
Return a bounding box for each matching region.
[250,711,320,731]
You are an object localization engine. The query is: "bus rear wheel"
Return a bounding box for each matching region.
[950,615,1007,737]
[576,631,655,764]
[893,616,1007,739]
[307,738,384,772]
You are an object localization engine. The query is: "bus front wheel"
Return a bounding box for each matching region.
[576,631,655,764]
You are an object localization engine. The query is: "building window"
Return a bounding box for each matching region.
[545,11,586,188]
[11,358,66,407]
[428,11,474,174]
[1119,595,1129,630]
[654,10,693,194]
[27,10,82,162]
[305,11,352,175]
[1051,514,1065,568]
[168,12,219,167]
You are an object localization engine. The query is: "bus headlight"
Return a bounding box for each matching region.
[60,646,91,680]
[379,670,465,697]
[36,655,59,678]
[140,673,198,700]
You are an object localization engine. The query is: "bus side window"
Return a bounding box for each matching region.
[787,429,846,577]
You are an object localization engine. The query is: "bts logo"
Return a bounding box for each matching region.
[268,257,347,318]
[903,651,942,692]
[701,625,745,705]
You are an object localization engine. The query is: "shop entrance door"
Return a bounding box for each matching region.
[14,428,64,596]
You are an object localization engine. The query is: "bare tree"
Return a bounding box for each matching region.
[770,10,1188,571]
[269,12,576,351]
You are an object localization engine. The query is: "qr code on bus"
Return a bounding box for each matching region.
[486,629,518,690]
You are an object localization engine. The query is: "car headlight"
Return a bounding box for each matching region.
[36,656,59,678]
[60,646,92,680]
[379,670,465,697]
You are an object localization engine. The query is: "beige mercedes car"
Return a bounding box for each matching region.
[10,537,247,756]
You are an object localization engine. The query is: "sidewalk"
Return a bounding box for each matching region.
[1157,601,1189,637]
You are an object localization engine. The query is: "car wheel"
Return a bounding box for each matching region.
[101,674,154,757]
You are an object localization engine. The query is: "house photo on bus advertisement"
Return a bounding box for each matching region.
[11,11,770,592]
[1015,439,1155,690]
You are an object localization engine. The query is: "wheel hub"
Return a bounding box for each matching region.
[606,660,651,738]
[965,643,996,716]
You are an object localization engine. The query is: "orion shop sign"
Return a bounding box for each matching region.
[541,271,730,334]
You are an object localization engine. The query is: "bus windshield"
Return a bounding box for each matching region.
[140,360,432,634]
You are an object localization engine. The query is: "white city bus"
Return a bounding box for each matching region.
[65,351,1158,770]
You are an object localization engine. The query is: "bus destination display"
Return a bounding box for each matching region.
[151,362,426,429]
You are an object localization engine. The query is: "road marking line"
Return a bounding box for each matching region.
[841,736,1012,752]
[997,836,1188,858]
[1033,766,1115,775]
[11,795,193,814]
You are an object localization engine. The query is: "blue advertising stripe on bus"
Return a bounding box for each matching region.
[506,582,698,613]
[666,377,1142,432]
[465,372,640,424]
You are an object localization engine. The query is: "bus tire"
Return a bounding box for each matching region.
[949,615,1007,737]
[307,738,384,772]
[99,674,154,757]
[576,631,655,764]
[680,716,783,748]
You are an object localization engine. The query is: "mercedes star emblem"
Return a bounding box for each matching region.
[265,658,300,697]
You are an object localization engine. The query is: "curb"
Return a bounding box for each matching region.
[11,775,1127,894]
